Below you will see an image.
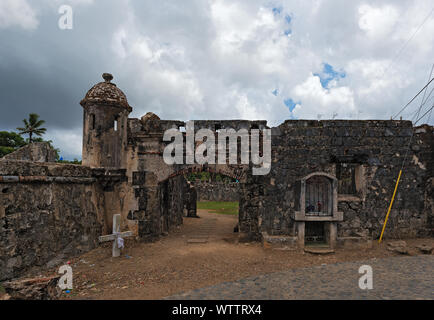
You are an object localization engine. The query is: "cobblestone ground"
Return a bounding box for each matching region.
[166,255,434,300]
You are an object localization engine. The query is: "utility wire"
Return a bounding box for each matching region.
[419,63,434,124]
[378,8,434,241]
[420,64,434,104]
[414,103,434,125]
[354,8,434,120]
[405,88,434,121]
[398,73,431,171]
[383,8,434,79]
[392,76,434,119]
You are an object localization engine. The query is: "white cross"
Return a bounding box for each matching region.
[99,214,133,257]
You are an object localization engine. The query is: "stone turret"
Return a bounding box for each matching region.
[80,73,132,168]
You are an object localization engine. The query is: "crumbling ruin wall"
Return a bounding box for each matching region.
[159,175,189,233]
[0,160,106,281]
[126,170,196,241]
[253,120,432,241]
[194,181,240,201]
[2,142,57,163]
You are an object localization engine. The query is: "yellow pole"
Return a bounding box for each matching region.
[378,170,402,243]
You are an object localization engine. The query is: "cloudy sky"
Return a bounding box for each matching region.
[0,0,433,159]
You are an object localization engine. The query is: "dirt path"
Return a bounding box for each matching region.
[52,209,432,300]
[167,255,434,300]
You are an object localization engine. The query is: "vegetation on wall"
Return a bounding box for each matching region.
[0,113,71,162]
[185,172,237,183]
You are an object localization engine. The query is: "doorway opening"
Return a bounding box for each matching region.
[305,221,328,246]
[185,171,240,242]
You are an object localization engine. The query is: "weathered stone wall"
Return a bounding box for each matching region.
[77,74,433,246]
[159,175,188,233]
[2,142,57,162]
[194,181,240,201]
[124,116,432,243]
[126,168,196,241]
[248,120,433,241]
[0,160,106,281]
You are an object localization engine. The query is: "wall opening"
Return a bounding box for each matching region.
[336,163,357,194]
[90,114,95,130]
[305,175,332,216]
[305,221,326,245]
[185,171,241,242]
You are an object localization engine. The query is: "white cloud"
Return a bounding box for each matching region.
[346,59,412,97]
[106,0,434,126]
[1,0,434,159]
[358,4,399,38]
[292,74,356,119]
[0,0,38,30]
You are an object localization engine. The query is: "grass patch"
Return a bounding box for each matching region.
[197,201,239,215]
[0,283,5,294]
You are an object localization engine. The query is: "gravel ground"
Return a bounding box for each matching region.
[3,209,432,300]
[167,255,434,300]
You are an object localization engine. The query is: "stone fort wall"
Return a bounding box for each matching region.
[239,120,433,242]
[0,161,106,281]
[0,159,195,281]
[194,181,240,202]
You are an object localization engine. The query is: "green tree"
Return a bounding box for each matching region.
[17,113,47,143]
[0,131,26,157]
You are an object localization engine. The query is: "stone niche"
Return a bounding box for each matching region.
[292,172,343,248]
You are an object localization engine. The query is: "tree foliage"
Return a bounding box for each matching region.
[0,131,26,157]
[185,172,237,183]
[17,113,47,143]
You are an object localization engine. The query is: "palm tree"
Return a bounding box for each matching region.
[17,113,47,143]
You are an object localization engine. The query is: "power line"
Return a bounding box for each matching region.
[392,76,434,119]
[408,85,434,122]
[383,8,434,78]
[352,8,434,121]
[378,9,434,242]
[420,63,434,103]
[405,93,434,120]
[415,103,434,125]
[419,63,434,124]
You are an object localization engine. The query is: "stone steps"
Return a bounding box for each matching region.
[186,219,217,244]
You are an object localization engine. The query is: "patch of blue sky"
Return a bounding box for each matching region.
[284,98,300,112]
[284,14,292,24]
[313,63,346,89]
[272,7,282,15]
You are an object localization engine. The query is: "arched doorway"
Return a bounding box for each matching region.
[293,172,343,248]
[158,165,245,243]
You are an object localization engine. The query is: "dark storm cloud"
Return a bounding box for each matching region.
[0,0,433,160]
[0,0,131,131]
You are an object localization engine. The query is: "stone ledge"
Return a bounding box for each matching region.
[0,175,96,184]
[292,211,344,221]
[338,194,362,202]
[261,232,297,249]
[0,160,93,177]
[304,247,335,254]
[336,237,372,249]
